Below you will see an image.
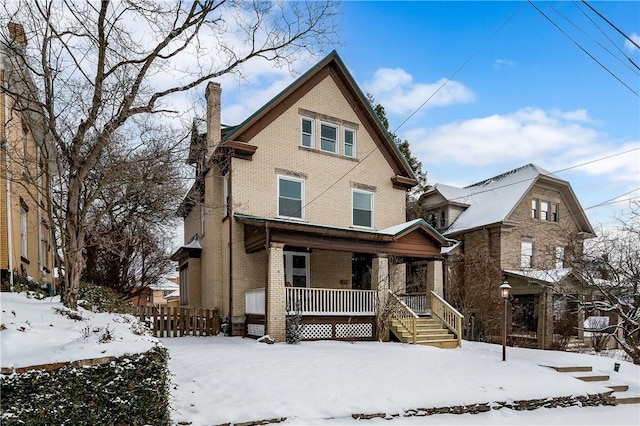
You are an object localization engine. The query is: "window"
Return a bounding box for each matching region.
[521,240,533,268]
[531,199,538,219]
[301,117,314,148]
[352,190,373,228]
[551,203,559,222]
[540,201,549,221]
[320,122,338,153]
[556,246,565,269]
[40,237,48,270]
[179,266,188,305]
[344,128,355,157]
[278,176,304,219]
[20,208,28,258]
[439,211,446,228]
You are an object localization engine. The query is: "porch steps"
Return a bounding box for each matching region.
[546,365,639,405]
[389,318,458,349]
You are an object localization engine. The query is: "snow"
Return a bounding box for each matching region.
[149,278,179,292]
[2,291,639,425]
[0,292,158,369]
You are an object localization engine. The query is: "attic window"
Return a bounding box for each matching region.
[301,117,314,148]
[320,122,338,154]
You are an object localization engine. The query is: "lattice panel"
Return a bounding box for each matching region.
[300,323,332,339]
[335,323,373,339]
[247,324,265,337]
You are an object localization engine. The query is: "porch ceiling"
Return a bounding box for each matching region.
[235,213,443,259]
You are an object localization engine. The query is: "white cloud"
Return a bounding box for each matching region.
[625,32,640,52]
[494,59,516,69]
[363,68,475,115]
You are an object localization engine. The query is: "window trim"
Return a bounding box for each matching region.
[551,203,559,223]
[277,175,305,220]
[521,240,533,269]
[352,189,374,229]
[344,128,356,158]
[179,266,188,305]
[284,251,310,288]
[20,207,28,259]
[319,121,339,154]
[301,116,314,148]
[540,201,549,221]
[531,199,538,219]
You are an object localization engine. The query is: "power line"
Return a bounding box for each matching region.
[528,0,639,97]
[581,0,640,50]
[585,189,640,210]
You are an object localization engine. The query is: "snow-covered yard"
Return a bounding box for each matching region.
[1,292,639,425]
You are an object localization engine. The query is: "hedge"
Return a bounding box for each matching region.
[0,346,170,426]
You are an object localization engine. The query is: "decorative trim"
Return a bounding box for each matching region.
[351,182,376,192]
[298,108,359,130]
[274,168,308,179]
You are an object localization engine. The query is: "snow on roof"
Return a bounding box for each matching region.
[164,290,180,299]
[504,268,574,283]
[378,218,424,236]
[439,164,556,235]
[149,278,179,291]
[183,235,202,249]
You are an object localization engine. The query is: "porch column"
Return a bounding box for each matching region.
[266,242,286,342]
[389,262,406,293]
[426,260,443,310]
[373,254,389,341]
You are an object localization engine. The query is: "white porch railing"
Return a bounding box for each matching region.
[398,294,430,315]
[245,287,265,315]
[286,287,377,316]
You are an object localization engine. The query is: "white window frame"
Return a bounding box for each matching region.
[352,189,374,229]
[319,122,339,154]
[531,199,538,219]
[540,201,549,221]
[551,203,559,223]
[20,208,28,258]
[344,128,356,158]
[301,116,314,148]
[521,240,533,268]
[277,175,305,220]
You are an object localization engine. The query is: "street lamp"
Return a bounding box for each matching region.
[500,280,511,361]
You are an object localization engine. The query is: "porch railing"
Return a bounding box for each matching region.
[398,293,429,315]
[390,291,419,344]
[430,290,464,347]
[286,287,377,316]
[246,287,266,315]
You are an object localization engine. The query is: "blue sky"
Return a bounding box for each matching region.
[212,1,640,231]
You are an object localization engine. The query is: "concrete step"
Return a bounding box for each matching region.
[575,374,610,382]
[550,366,592,373]
[607,384,629,392]
[613,393,640,404]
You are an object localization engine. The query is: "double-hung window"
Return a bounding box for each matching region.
[320,122,338,154]
[301,117,314,148]
[531,199,538,219]
[352,189,373,228]
[521,240,533,268]
[20,207,28,258]
[551,203,559,222]
[540,201,549,221]
[278,176,304,219]
[344,128,356,158]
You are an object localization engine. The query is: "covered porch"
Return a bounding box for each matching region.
[235,213,452,342]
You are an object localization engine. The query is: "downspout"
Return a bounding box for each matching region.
[2,65,14,290]
[264,222,270,332]
[227,157,233,333]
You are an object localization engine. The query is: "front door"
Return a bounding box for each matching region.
[284,251,309,287]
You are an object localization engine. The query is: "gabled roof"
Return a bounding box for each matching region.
[220,50,417,186]
[421,164,594,237]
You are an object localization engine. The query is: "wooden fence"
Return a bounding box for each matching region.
[128,306,220,338]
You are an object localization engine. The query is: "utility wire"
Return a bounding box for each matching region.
[528,0,639,97]
[581,0,640,50]
[572,0,640,72]
[585,188,640,210]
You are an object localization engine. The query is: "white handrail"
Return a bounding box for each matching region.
[286,287,377,316]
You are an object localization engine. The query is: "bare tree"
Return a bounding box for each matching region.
[1,0,338,308]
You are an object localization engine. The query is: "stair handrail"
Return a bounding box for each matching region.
[430,291,464,347]
[389,290,418,344]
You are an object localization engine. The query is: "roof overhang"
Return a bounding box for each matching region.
[235,213,447,259]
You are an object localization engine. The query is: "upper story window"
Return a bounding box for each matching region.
[179,266,188,305]
[532,198,559,223]
[344,128,356,158]
[320,122,338,154]
[521,240,533,268]
[352,189,373,228]
[20,207,28,258]
[278,176,305,219]
[301,117,314,148]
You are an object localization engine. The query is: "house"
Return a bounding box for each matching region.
[419,164,595,349]
[172,51,461,345]
[125,278,180,308]
[1,23,54,291]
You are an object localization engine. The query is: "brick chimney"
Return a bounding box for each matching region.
[205,82,221,156]
[8,22,27,47]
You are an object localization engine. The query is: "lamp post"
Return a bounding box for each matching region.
[500,280,511,361]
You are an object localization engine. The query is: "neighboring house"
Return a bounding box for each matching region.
[126,278,180,308]
[419,164,595,349]
[172,51,459,344]
[1,23,54,290]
